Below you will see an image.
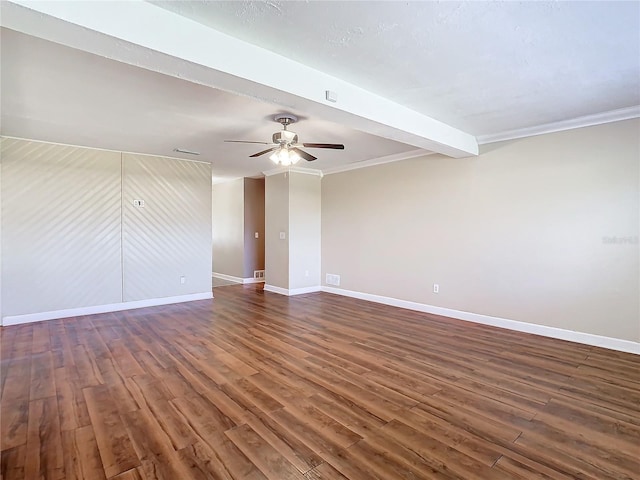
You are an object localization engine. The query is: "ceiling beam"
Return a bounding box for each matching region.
[2,0,478,158]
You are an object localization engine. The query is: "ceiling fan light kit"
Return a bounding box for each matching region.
[269,147,301,166]
[225,114,345,165]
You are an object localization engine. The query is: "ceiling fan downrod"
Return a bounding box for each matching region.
[274,114,298,130]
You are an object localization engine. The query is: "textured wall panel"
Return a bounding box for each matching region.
[1,138,122,316]
[122,154,212,301]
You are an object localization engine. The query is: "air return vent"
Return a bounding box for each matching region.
[326,274,341,286]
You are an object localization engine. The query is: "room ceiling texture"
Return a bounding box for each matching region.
[1,1,639,181]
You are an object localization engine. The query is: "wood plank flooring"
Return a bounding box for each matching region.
[1,284,639,479]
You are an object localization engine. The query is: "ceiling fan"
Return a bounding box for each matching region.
[225,114,344,165]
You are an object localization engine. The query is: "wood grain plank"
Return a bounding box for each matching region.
[493,456,573,480]
[201,431,268,480]
[2,285,639,479]
[0,444,26,480]
[29,351,57,400]
[110,467,145,480]
[54,366,92,431]
[24,396,65,480]
[169,391,236,440]
[72,344,105,388]
[121,407,195,480]
[225,423,305,479]
[0,399,29,451]
[373,419,513,480]
[83,385,140,477]
[176,441,235,480]
[304,461,350,480]
[244,409,325,474]
[1,349,32,403]
[61,425,107,480]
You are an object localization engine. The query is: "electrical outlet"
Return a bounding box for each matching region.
[180,276,186,285]
[255,232,259,238]
[433,283,439,294]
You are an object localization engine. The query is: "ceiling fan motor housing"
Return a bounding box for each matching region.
[272,130,298,145]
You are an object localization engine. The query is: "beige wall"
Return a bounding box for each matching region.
[243,177,265,278]
[322,119,640,342]
[0,150,2,319]
[211,177,265,280]
[265,172,289,289]
[212,178,244,278]
[0,137,212,321]
[289,172,321,290]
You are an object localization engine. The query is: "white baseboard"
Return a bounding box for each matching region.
[213,272,263,284]
[263,284,289,295]
[320,286,640,355]
[2,292,213,326]
[290,286,322,295]
[212,272,243,283]
[264,284,322,296]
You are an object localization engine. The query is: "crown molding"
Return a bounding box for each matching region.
[322,149,432,176]
[262,166,323,177]
[477,106,640,145]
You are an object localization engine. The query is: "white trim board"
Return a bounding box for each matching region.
[476,105,640,145]
[264,284,322,296]
[2,292,213,326]
[263,166,324,177]
[212,272,263,284]
[322,149,432,176]
[320,286,640,355]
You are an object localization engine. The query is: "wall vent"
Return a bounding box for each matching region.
[326,274,341,286]
[254,270,265,280]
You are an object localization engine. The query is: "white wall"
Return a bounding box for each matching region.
[321,119,640,343]
[0,137,212,323]
[264,171,322,292]
[265,172,290,290]
[289,172,321,290]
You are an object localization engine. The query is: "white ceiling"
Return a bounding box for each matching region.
[1,1,639,181]
[152,0,640,135]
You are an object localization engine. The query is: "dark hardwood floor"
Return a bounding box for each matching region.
[1,284,639,479]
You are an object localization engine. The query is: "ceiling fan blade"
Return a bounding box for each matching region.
[302,143,345,150]
[250,147,278,158]
[291,147,317,162]
[225,140,272,145]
